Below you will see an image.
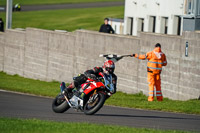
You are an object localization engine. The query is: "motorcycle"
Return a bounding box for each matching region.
[52,54,131,115]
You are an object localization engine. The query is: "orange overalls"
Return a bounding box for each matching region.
[135,47,167,101]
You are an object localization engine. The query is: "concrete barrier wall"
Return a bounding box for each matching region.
[0,32,4,71]
[0,28,199,100]
[3,30,25,76]
[179,32,200,100]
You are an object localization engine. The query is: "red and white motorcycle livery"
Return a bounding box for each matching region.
[52,72,114,115]
[52,54,131,115]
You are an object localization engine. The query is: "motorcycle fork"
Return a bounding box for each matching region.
[91,90,97,98]
[93,90,97,95]
[89,90,98,103]
[63,94,72,107]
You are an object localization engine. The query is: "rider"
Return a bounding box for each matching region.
[61,60,117,97]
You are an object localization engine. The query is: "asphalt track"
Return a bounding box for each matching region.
[1,1,124,12]
[0,90,200,132]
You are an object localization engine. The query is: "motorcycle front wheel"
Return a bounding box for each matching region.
[84,91,106,115]
[52,94,70,113]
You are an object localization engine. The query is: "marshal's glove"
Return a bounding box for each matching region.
[131,54,135,57]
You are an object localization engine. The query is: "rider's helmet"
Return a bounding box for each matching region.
[103,60,115,74]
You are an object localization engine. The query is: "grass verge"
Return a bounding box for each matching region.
[0,71,199,114]
[106,92,200,114]
[0,6,124,31]
[0,71,60,97]
[0,117,194,133]
[0,0,124,6]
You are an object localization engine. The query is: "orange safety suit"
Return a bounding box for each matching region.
[134,47,167,101]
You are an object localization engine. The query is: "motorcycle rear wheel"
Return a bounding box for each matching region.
[84,92,106,115]
[52,94,70,113]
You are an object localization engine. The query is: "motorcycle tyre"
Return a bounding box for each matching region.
[84,92,106,115]
[52,94,70,113]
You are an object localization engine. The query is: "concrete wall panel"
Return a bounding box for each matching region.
[3,30,25,76]
[0,33,4,71]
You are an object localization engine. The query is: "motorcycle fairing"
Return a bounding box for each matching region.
[81,82,104,95]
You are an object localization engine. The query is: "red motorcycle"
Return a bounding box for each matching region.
[52,54,131,115]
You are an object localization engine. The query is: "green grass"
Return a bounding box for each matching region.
[0,71,200,115]
[0,72,60,97]
[0,6,124,31]
[0,117,193,133]
[0,0,124,6]
[106,92,200,114]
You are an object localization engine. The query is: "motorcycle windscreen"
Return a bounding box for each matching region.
[103,74,114,93]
